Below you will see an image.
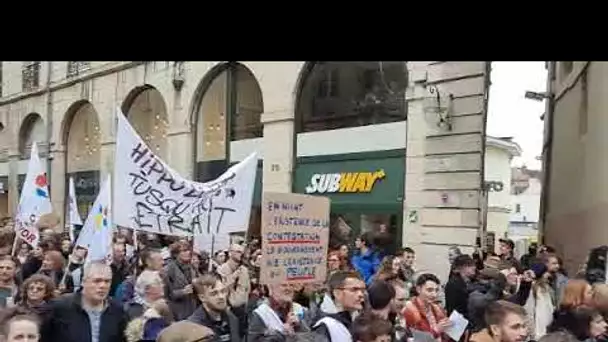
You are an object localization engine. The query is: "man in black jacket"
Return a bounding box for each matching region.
[188,274,241,342]
[445,255,477,317]
[41,261,128,342]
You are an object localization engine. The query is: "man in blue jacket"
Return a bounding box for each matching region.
[351,233,381,285]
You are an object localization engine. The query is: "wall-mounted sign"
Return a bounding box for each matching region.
[407,210,418,223]
[305,169,386,194]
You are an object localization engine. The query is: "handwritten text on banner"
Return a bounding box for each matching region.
[113,110,257,238]
[260,192,330,285]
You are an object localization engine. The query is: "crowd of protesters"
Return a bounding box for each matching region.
[0,216,607,342]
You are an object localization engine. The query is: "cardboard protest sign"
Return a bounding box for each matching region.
[260,192,330,285]
[113,110,257,238]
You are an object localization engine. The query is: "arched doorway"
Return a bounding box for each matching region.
[63,101,101,227]
[17,113,46,195]
[192,62,264,239]
[122,86,169,158]
[293,62,408,253]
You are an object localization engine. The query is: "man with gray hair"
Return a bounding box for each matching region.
[41,261,128,342]
[124,270,165,319]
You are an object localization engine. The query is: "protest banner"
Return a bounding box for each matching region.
[67,176,82,242]
[113,109,258,238]
[260,192,330,285]
[15,142,53,247]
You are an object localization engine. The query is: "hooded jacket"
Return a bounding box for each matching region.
[351,249,381,285]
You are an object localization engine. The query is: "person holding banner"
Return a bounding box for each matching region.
[37,250,73,295]
[164,241,198,320]
[217,243,250,332]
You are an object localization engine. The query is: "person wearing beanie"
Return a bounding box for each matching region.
[524,262,555,340]
[156,321,215,342]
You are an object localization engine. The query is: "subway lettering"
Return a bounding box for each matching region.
[305,169,385,194]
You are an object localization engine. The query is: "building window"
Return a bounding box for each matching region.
[296,62,408,133]
[515,203,521,213]
[67,61,90,77]
[22,62,41,91]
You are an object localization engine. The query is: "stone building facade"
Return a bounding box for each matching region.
[0,61,490,279]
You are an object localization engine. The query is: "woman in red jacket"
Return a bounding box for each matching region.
[403,273,452,342]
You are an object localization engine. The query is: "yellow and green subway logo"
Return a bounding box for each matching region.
[305,169,386,194]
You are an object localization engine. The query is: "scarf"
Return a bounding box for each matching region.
[133,293,151,311]
[314,317,352,342]
[254,303,285,333]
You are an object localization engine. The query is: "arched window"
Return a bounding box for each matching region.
[194,63,263,181]
[122,86,169,158]
[296,62,408,133]
[18,113,45,159]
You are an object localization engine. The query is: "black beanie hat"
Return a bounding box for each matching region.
[367,280,396,310]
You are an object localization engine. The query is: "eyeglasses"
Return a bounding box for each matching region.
[337,287,366,293]
[328,259,340,262]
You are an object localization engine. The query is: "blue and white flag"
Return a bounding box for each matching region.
[79,174,113,263]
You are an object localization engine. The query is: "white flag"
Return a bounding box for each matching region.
[81,174,113,263]
[113,109,258,240]
[15,142,53,247]
[67,177,82,242]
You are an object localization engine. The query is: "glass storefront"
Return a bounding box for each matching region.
[66,171,100,233]
[294,150,405,254]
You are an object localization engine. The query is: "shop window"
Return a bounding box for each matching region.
[328,212,400,255]
[296,62,408,133]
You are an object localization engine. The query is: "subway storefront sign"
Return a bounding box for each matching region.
[295,150,405,210]
[305,169,386,194]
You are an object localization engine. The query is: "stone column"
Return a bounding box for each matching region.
[403,61,489,280]
[261,110,294,193]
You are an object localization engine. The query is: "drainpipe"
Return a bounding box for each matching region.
[538,62,556,244]
[44,62,54,220]
[479,62,492,251]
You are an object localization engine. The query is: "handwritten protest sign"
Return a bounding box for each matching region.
[113,110,257,237]
[260,192,330,285]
